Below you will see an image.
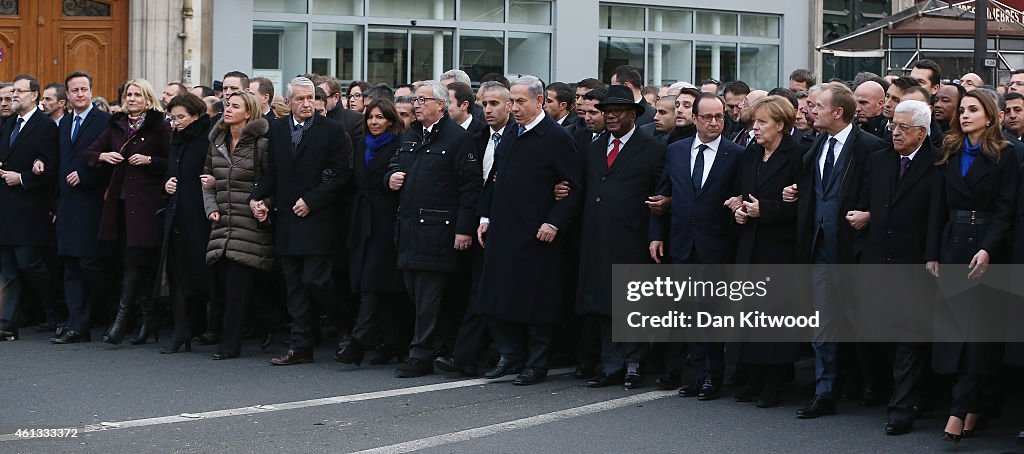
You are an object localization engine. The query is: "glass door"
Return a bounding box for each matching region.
[366,27,452,87]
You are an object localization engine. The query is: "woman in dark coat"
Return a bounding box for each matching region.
[337,99,406,365]
[202,92,273,360]
[84,79,171,345]
[931,90,1017,443]
[728,96,803,408]
[157,94,211,353]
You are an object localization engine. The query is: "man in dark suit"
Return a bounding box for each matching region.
[251,76,352,365]
[649,92,743,399]
[477,75,583,386]
[577,85,666,389]
[610,65,655,126]
[51,71,112,344]
[249,76,278,124]
[317,76,364,158]
[854,100,943,435]
[447,81,486,135]
[385,80,482,378]
[544,82,577,130]
[639,94,676,145]
[0,73,59,341]
[786,83,885,418]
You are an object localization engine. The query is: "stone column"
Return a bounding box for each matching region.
[129,0,185,86]
[810,0,824,81]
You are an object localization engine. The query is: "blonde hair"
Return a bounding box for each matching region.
[227,91,261,125]
[122,79,163,113]
[750,95,796,133]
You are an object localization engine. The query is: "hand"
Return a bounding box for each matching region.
[649,241,664,264]
[98,152,123,165]
[200,174,215,189]
[646,195,671,215]
[554,180,570,200]
[250,200,269,222]
[1,170,21,186]
[66,171,80,187]
[845,210,870,230]
[536,223,558,243]
[388,171,406,190]
[925,260,940,278]
[734,206,749,224]
[477,221,489,248]
[208,211,220,222]
[454,234,472,251]
[31,160,44,175]
[292,198,310,217]
[742,194,761,218]
[164,176,177,194]
[782,184,798,202]
[723,196,743,212]
[967,249,990,280]
[127,154,152,166]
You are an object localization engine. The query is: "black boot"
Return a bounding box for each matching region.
[129,296,159,345]
[103,274,138,344]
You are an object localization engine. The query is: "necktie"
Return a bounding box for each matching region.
[518,125,526,137]
[822,137,837,187]
[290,123,303,155]
[607,138,621,167]
[491,132,501,147]
[692,144,708,192]
[592,133,600,142]
[483,132,499,182]
[71,115,82,143]
[9,117,22,147]
[898,156,911,179]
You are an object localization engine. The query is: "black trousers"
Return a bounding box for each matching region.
[166,232,206,343]
[280,255,336,351]
[211,259,258,356]
[598,315,648,375]
[949,373,981,421]
[490,319,555,373]
[403,270,448,360]
[0,246,53,332]
[62,256,106,332]
[448,242,492,364]
[888,342,929,423]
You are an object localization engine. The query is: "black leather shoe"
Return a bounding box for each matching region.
[655,374,681,390]
[193,331,219,346]
[678,383,701,397]
[586,373,618,388]
[796,395,837,419]
[51,329,91,344]
[259,332,274,351]
[270,349,313,366]
[1016,429,1024,445]
[697,378,722,401]
[725,368,748,387]
[513,368,546,386]
[212,352,238,360]
[394,358,434,378]
[434,355,477,376]
[573,363,596,380]
[483,357,524,379]
[0,330,18,341]
[334,342,365,366]
[885,420,912,436]
[734,387,758,403]
[623,363,642,389]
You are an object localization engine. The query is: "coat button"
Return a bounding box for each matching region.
[420,219,424,223]
[600,176,606,181]
[445,220,450,225]
[595,197,601,202]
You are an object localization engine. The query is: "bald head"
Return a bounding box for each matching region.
[740,90,768,123]
[854,81,885,123]
[959,72,983,91]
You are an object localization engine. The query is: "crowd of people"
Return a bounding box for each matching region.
[2,60,1024,445]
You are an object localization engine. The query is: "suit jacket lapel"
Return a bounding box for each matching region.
[74,111,97,145]
[963,151,992,190]
[698,143,730,198]
[606,134,644,174]
[293,115,317,159]
[678,139,696,199]
[824,129,855,193]
[10,111,39,151]
[893,147,933,204]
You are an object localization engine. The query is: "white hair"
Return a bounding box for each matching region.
[511,75,544,98]
[807,84,826,95]
[667,81,697,96]
[413,80,448,108]
[894,100,931,136]
[286,76,315,98]
[440,69,471,85]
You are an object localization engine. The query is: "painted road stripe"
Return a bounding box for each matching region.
[0,368,573,442]
[351,390,677,454]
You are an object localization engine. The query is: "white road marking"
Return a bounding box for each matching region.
[0,368,573,442]
[351,390,676,454]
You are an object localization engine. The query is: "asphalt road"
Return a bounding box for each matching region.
[2,329,1023,453]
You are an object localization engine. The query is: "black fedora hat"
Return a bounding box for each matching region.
[595,85,645,116]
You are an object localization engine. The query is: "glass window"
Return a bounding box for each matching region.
[411,30,453,83]
[461,0,504,23]
[460,30,504,82]
[599,5,644,31]
[695,41,738,84]
[598,36,644,83]
[510,0,551,25]
[740,15,779,38]
[63,0,111,16]
[368,0,455,20]
[252,22,308,91]
[647,39,692,86]
[311,24,363,85]
[739,43,779,91]
[921,37,994,50]
[649,9,692,33]
[312,0,363,16]
[509,32,551,82]
[254,0,306,14]
[0,0,16,15]
[368,29,408,88]
[888,51,916,70]
[891,37,916,49]
[695,12,737,36]
[1002,39,1024,50]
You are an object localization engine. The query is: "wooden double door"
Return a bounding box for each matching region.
[0,0,128,100]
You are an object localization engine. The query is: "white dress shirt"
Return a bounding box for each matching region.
[607,125,636,156]
[818,122,853,178]
[482,125,503,183]
[690,135,722,187]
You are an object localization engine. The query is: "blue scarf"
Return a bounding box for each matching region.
[960,136,980,177]
[365,132,396,167]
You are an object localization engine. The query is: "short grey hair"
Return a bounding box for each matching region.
[667,81,697,96]
[440,69,471,85]
[479,81,510,101]
[413,80,448,108]
[286,76,315,98]
[807,84,825,95]
[511,75,544,98]
[894,100,931,136]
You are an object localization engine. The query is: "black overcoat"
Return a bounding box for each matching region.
[349,137,403,292]
[0,109,58,246]
[56,107,112,257]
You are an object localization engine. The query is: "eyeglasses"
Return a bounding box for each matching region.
[697,114,725,123]
[411,97,437,105]
[170,114,190,122]
[602,108,632,117]
[887,122,924,133]
[348,92,363,99]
